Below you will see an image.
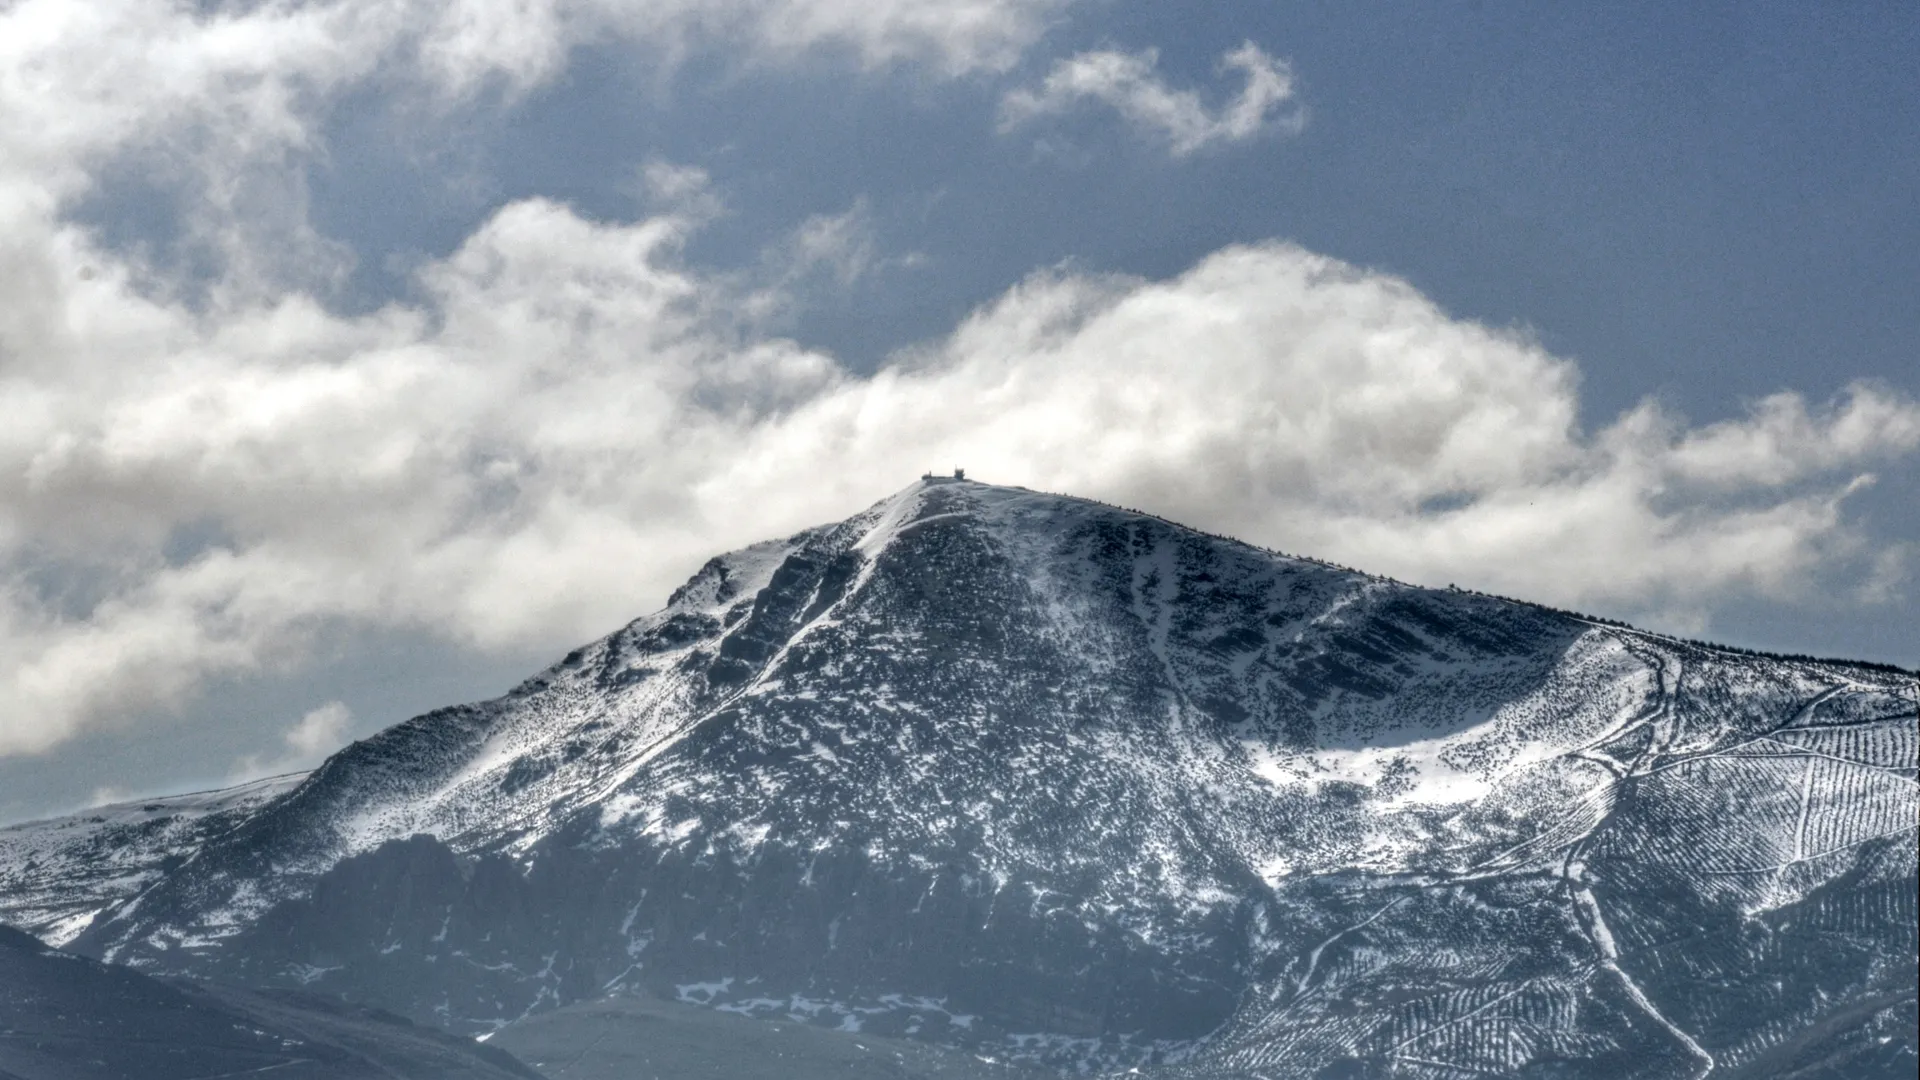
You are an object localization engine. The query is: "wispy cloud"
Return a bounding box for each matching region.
[637,159,727,221]
[999,41,1304,156]
[0,0,1073,295]
[232,702,353,781]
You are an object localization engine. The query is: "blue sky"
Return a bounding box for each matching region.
[1,0,1915,821]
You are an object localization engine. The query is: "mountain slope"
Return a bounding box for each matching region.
[0,773,304,944]
[11,478,1915,1077]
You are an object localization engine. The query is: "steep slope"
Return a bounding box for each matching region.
[0,925,540,1079]
[22,478,1918,1076]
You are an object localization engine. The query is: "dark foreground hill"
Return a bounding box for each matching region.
[3,479,1914,1077]
[487,993,1044,1080]
[0,925,538,1079]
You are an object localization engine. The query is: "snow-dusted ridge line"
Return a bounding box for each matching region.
[0,771,309,946]
[0,771,310,832]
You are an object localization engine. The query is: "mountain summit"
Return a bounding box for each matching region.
[8,479,1915,1077]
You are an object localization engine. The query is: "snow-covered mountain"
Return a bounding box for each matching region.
[0,772,304,945]
[6,479,1915,1077]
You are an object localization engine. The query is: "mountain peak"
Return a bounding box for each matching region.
[7,482,1909,1077]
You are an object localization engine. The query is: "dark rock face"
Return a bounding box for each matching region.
[10,480,1915,1076]
[0,925,539,1080]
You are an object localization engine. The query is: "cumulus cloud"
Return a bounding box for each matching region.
[5,202,1917,756]
[1,1,1916,760]
[999,41,1303,155]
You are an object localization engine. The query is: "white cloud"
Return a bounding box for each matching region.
[287,701,354,757]
[1665,386,1920,487]
[638,159,725,221]
[0,0,1070,293]
[785,201,881,287]
[731,199,901,324]
[730,0,1067,78]
[4,205,1916,757]
[232,701,353,780]
[401,0,1075,100]
[999,41,1303,156]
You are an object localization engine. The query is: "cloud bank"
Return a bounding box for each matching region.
[1000,42,1304,155]
[5,196,1915,756]
[1,1,1914,760]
